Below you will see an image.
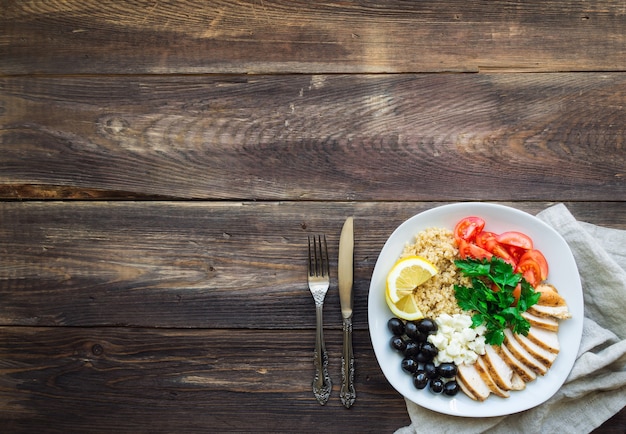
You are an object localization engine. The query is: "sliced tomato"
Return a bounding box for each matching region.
[458,239,492,261]
[511,283,522,306]
[491,243,517,267]
[475,231,517,266]
[518,249,549,281]
[496,231,533,250]
[516,257,543,287]
[475,231,498,251]
[454,217,486,243]
[506,245,527,263]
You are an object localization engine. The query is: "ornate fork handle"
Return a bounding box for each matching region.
[340,315,356,408]
[312,300,332,404]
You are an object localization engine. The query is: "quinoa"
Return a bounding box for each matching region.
[400,227,469,318]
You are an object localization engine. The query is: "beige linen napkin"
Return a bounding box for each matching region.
[396,203,626,434]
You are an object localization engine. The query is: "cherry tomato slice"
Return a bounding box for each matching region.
[458,239,492,261]
[511,283,522,306]
[454,217,486,244]
[518,249,549,281]
[492,243,517,267]
[506,245,527,263]
[517,261,542,287]
[496,231,533,250]
[475,231,498,251]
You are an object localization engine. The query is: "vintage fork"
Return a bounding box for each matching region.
[307,234,332,405]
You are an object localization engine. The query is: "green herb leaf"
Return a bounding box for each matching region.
[453,256,540,345]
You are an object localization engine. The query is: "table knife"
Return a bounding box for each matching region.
[338,216,356,408]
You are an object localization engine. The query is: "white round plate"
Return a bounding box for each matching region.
[368,202,583,417]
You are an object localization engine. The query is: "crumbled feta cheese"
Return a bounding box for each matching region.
[428,313,486,366]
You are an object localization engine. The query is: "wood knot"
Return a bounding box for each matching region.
[91,344,104,356]
[97,115,130,138]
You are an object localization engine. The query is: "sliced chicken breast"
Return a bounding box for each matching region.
[504,329,548,375]
[526,326,560,354]
[510,372,526,391]
[456,375,478,401]
[513,332,558,368]
[521,311,559,332]
[457,363,491,401]
[482,345,514,391]
[535,283,568,307]
[528,304,571,320]
[475,357,509,398]
[495,339,537,382]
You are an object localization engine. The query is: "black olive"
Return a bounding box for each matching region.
[401,357,419,374]
[415,350,431,363]
[436,363,458,378]
[429,377,445,394]
[417,318,438,334]
[443,380,460,396]
[404,321,422,341]
[419,342,438,360]
[387,318,405,335]
[423,362,438,379]
[413,370,429,389]
[390,336,407,353]
[404,340,421,357]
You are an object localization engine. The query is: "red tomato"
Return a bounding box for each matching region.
[492,243,517,267]
[458,239,493,261]
[506,245,527,263]
[517,260,542,287]
[511,283,522,306]
[518,249,549,281]
[475,231,498,251]
[496,231,533,250]
[454,217,486,243]
[475,231,517,266]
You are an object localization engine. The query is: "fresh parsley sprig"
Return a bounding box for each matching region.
[454,257,541,345]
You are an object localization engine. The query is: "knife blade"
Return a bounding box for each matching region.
[338,216,356,408]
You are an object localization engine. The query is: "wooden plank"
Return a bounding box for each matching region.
[2,74,625,200]
[0,326,409,433]
[1,201,624,328]
[0,326,623,433]
[2,1,626,74]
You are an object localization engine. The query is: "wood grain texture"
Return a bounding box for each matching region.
[0,326,409,433]
[2,74,625,200]
[2,0,626,74]
[2,1,625,431]
[1,201,624,328]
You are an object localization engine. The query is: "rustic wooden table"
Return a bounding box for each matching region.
[1,2,625,433]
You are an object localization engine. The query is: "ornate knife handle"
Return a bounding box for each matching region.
[313,302,332,405]
[340,316,356,408]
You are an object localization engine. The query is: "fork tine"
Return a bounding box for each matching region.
[308,234,329,277]
[321,234,329,277]
[307,235,313,277]
[315,235,322,277]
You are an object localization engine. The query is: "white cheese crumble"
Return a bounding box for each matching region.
[428,313,486,366]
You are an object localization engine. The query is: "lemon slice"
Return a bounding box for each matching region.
[385,290,425,321]
[386,256,438,303]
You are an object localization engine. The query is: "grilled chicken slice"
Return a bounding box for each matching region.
[495,340,537,383]
[457,363,491,401]
[510,372,526,391]
[504,329,548,375]
[456,375,478,401]
[535,283,568,307]
[521,311,559,332]
[475,357,509,398]
[526,326,560,354]
[513,332,558,368]
[528,304,572,320]
[482,345,514,391]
